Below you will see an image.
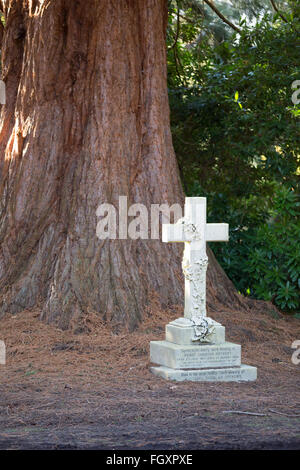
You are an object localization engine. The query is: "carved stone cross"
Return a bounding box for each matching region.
[162,197,228,321]
[150,197,257,381]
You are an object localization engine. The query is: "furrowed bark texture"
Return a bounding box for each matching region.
[0,0,256,330]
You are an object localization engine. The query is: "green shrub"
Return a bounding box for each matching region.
[195,184,300,313]
[247,186,300,311]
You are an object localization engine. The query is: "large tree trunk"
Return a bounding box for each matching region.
[0,0,251,331]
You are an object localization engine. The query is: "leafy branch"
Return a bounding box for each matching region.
[202,0,241,34]
[269,0,289,23]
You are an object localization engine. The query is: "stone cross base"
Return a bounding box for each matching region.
[150,317,257,382]
[166,317,225,345]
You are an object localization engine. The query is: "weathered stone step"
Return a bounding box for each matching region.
[151,364,257,382]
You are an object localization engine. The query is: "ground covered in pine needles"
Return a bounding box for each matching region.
[0,298,299,450]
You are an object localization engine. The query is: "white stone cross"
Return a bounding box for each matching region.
[162,197,228,319]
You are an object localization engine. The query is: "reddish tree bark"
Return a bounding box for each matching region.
[0,0,256,330]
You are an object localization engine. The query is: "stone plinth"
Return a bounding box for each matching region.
[150,316,257,382]
[150,340,241,369]
[166,317,225,345]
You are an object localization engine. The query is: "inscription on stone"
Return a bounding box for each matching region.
[175,344,241,369]
[151,364,257,382]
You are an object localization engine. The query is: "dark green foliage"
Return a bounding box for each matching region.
[207,185,300,312]
[167,2,300,312]
[248,187,300,310]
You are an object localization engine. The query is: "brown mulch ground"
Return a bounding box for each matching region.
[0,298,299,450]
